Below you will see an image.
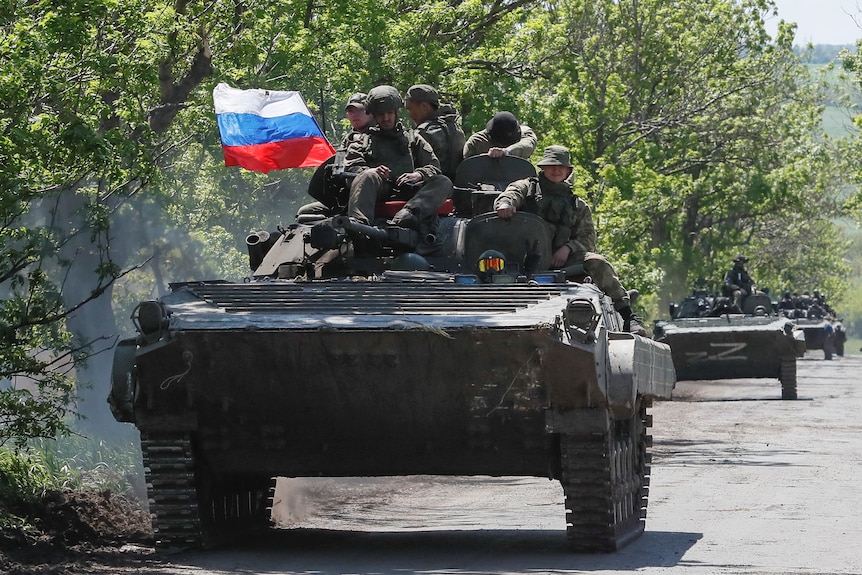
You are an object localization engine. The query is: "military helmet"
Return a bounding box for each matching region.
[366,85,404,115]
[733,254,748,263]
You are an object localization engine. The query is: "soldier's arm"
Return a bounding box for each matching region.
[564,198,596,257]
[411,133,442,181]
[505,124,538,159]
[494,179,529,213]
[463,131,490,159]
[343,138,370,173]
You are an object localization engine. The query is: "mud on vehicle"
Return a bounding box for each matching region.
[109,155,675,553]
[653,288,805,400]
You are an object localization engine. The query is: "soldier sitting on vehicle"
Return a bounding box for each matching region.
[297,92,376,219]
[344,84,453,235]
[778,291,797,318]
[723,254,755,311]
[404,84,466,182]
[463,111,538,160]
[493,145,647,336]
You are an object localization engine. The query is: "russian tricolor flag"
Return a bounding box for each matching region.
[214,83,335,173]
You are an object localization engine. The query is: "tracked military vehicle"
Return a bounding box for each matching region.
[109,155,675,553]
[653,289,804,399]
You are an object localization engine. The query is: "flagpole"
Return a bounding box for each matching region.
[319,84,327,142]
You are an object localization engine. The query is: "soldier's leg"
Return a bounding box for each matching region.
[582,253,630,309]
[296,201,334,219]
[396,175,454,231]
[348,170,388,225]
[582,253,646,335]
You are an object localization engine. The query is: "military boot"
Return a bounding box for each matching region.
[619,306,648,337]
[388,207,419,231]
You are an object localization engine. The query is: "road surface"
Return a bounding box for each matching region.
[123,353,862,574]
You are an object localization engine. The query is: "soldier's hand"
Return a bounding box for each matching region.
[487,147,508,158]
[496,204,516,219]
[396,171,422,186]
[552,246,572,268]
[373,165,392,179]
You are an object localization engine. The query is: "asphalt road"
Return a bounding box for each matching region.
[129,353,861,575]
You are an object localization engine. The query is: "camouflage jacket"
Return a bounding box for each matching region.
[340,123,374,149]
[494,173,596,257]
[415,105,466,180]
[463,124,538,160]
[344,122,441,182]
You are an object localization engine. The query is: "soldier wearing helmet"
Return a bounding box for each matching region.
[723,254,755,311]
[494,145,646,336]
[463,111,538,160]
[343,85,453,233]
[404,84,466,182]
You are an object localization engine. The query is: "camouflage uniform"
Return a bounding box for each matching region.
[297,93,375,219]
[405,84,466,181]
[723,255,754,310]
[463,111,538,160]
[344,121,452,231]
[495,174,631,310]
[494,146,632,313]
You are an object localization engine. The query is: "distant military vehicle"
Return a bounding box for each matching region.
[653,289,804,399]
[109,155,675,552]
[793,317,831,351]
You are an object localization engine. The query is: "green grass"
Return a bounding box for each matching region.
[844,336,862,355]
[0,434,144,528]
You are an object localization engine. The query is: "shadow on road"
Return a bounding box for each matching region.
[160,527,702,574]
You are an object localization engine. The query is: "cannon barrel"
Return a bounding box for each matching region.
[332,215,389,241]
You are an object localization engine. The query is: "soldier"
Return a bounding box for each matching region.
[463,111,538,160]
[723,255,755,311]
[778,291,797,318]
[297,93,375,219]
[404,84,466,182]
[344,85,453,234]
[342,92,375,147]
[493,145,647,336]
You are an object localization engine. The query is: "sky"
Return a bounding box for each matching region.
[769,0,861,45]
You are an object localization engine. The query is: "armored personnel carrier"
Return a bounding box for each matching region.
[653,289,804,399]
[109,155,675,552]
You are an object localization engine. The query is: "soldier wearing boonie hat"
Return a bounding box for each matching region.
[494,145,647,336]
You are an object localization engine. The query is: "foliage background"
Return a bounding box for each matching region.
[1,0,861,450]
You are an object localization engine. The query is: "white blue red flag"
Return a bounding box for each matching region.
[213,83,335,173]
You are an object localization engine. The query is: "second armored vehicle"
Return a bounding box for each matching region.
[653,289,805,399]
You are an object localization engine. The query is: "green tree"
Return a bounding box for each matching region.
[3,0,859,451]
[474,0,853,313]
